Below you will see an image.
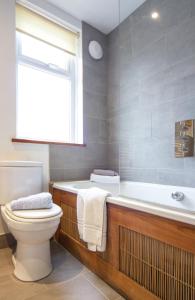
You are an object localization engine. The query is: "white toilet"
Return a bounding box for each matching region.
[0,161,62,282]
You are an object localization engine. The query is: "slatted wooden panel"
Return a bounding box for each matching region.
[61,203,86,245]
[60,203,109,261]
[119,226,195,300]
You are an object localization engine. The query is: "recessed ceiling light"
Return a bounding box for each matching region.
[151,12,159,19]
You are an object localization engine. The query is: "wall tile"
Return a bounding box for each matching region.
[50,168,65,182]
[151,107,174,139]
[166,17,195,66]
[84,65,107,96]
[120,168,158,183]
[157,169,195,187]
[108,116,120,143]
[107,85,120,118]
[120,83,140,111]
[108,0,195,187]
[83,90,107,120]
[108,27,119,48]
[160,0,191,30]
[119,36,132,69]
[191,0,195,17]
[119,109,152,140]
[130,14,164,56]
[184,156,195,170]
[108,143,119,171]
[135,37,167,80]
[119,17,131,44]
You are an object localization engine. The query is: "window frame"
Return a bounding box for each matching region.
[15,28,83,145]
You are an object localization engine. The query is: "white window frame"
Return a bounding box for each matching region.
[15,2,83,144]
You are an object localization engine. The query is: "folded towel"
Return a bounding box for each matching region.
[10,193,53,211]
[93,169,118,176]
[77,187,111,252]
[90,173,120,184]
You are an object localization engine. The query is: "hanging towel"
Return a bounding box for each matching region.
[10,193,53,210]
[93,169,118,176]
[77,187,111,252]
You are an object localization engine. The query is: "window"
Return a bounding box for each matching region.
[16,4,83,144]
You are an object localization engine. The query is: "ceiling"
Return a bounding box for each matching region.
[46,0,146,34]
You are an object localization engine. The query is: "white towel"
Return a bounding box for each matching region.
[10,193,53,210]
[93,169,118,176]
[77,187,111,252]
[90,173,120,184]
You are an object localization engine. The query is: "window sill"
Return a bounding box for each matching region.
[12,138,86,147]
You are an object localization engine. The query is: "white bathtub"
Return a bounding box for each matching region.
[53,180,195,226]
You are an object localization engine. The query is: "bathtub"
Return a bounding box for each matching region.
[53,180,195,225]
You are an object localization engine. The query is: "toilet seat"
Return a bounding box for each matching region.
[4,203,62,223]
[1,202,62,282]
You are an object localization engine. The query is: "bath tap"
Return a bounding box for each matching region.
[171,191,185,201]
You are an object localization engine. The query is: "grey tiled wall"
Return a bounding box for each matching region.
[50,0,195,187]
[50,22,108,181]
[108,0,195,187]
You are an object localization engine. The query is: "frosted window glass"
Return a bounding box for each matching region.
[21,33,70,71]
[17,64,72,142]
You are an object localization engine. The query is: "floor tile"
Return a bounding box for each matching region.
[0,241,124,300]
[0,274,47,300]
[28,275,107,300]
[83,268,123,300]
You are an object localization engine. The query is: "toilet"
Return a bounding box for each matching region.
[0,161,63,282]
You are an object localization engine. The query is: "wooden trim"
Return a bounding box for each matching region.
[109,203,195,255]
[12,138,86,147]
[59,190,78,208]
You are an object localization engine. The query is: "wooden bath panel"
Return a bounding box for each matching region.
[119,226,195,300]
[60,202,111,262]
[52,187,195,300]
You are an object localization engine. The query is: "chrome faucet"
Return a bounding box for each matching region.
[171,191,185,201]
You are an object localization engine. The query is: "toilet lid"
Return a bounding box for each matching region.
[5,203,62,219]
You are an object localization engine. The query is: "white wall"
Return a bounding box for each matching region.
[0,0,49,235]
[0,0,81,236]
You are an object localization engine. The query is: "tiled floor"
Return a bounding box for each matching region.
[0,241,125,300]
